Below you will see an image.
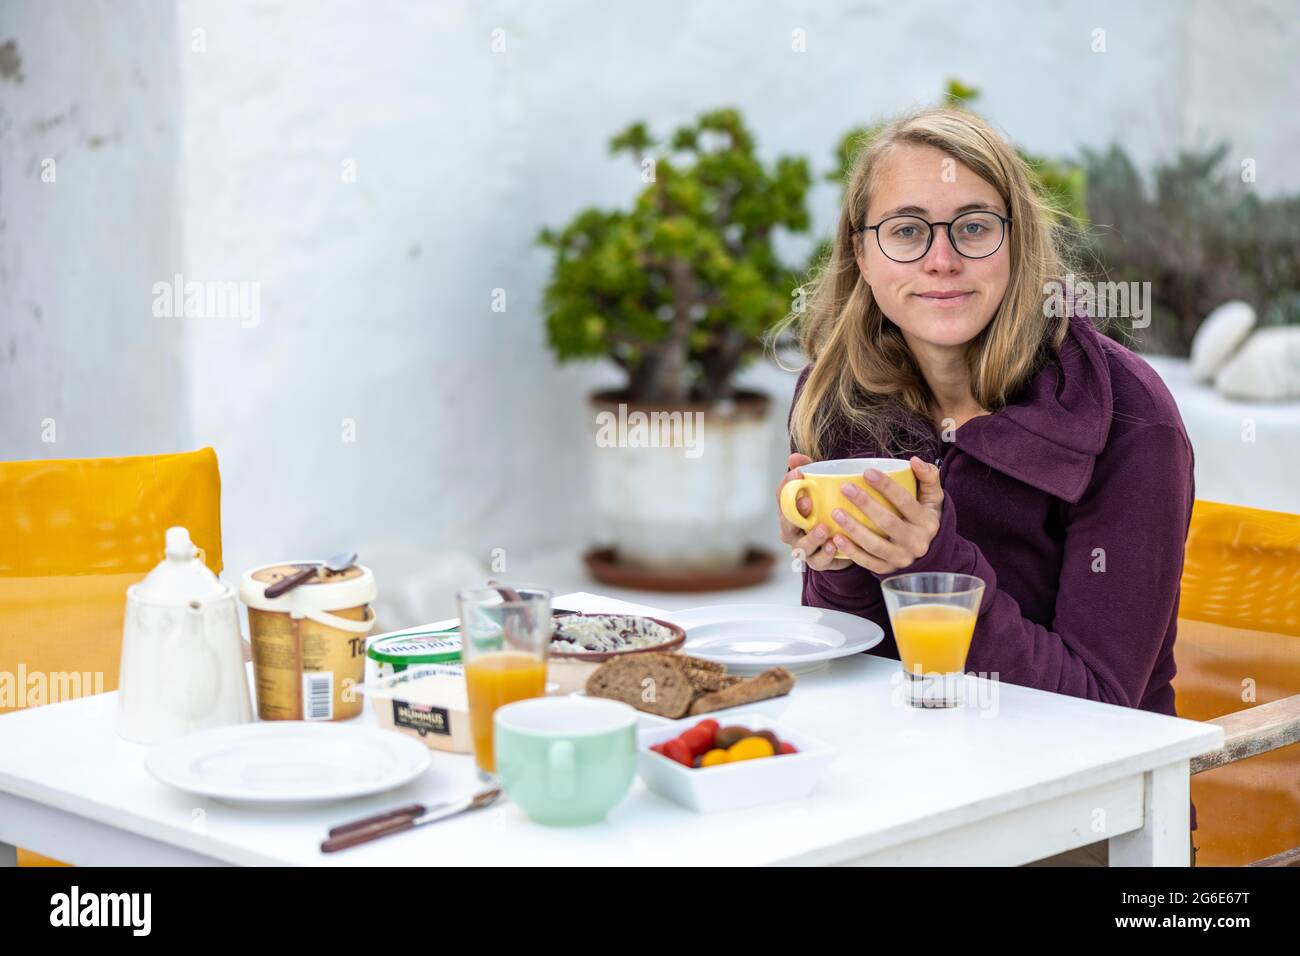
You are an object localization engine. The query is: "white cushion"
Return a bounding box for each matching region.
[1190,300,1255,382]
[1214,327,1300,401]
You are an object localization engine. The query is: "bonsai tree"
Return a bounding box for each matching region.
[537,108,811,404]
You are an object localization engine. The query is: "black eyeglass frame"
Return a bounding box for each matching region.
[855,211,1013,263]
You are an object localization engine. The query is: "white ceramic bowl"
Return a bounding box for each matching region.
[636,714,836,813]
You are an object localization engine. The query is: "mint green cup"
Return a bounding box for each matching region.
[494,697,638,826]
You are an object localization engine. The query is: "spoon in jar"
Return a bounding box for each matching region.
[264,550,358,599]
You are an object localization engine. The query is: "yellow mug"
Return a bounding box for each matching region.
[780,458,918,560]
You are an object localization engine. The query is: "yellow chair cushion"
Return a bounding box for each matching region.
[0,448,223,865]
[1179,500,1300,637]
[1174,499,1300,867]
[15,848,71,867]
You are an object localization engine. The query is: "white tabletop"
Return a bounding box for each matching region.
[0,591,1223,866]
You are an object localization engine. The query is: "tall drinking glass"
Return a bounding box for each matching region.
[458,585,552,781]
[881,573,984,709]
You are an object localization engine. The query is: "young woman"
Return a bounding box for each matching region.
[774,107,1197,865]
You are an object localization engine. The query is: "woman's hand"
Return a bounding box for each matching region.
[778,453,854,571]
[830,456,944,574]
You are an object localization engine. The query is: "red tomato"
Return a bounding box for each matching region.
[779,741,798,755]
[680,724,716,757]
[662,738,694,767]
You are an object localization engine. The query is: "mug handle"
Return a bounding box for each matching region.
[779,478,818,533]
[548,740,577,801]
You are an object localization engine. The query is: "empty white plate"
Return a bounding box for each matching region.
[665,604,884,674]
[145,721,431,807]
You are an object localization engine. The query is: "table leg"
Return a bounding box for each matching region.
[1108,760,1190,866]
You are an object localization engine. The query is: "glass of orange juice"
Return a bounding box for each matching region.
[881,573,985,709]
[457,585,552,781]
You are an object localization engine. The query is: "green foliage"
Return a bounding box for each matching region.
[1024,155,1088,225]
[1080,143,1300,354]
[820,78,1300,355]
[537,108,811,402]
[1263,291,1300,328]
[942,77,981,109]
[825,79,1087,223]
[540,85,1297,392]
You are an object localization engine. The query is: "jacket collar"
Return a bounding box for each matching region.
[950,314,1113,504]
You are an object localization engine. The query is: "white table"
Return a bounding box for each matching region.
[0,591,1222,866]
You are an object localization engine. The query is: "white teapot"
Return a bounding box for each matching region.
[116,527,252,743]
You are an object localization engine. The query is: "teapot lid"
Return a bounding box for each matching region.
[133,527,229,605]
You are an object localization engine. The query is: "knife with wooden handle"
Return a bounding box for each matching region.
[327,803,429,838]
[320,789,501,853]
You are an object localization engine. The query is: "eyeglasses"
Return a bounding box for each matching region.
[856,211,1012,263]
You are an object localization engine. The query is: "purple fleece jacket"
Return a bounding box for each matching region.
[791,314,1198,829]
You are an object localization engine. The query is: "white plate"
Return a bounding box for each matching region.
[145,721,432,807]
[664,604,884,674]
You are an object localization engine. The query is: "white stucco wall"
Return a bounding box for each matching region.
[4,0,1299,592]
[0,1,189,460]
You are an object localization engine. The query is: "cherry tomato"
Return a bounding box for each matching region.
[779,741,798,755]
[662,738,694,767]
[699,748,730,768]
[727,737,775,762]
[680,724,716,757]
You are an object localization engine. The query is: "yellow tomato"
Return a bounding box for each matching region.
[699,748,730,768]
[726,736,775,762]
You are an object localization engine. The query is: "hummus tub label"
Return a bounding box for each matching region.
[392,699,452,737]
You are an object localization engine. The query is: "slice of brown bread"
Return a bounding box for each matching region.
[675,654,726,674]
[688,666,795,716]
[683,668,742,694]
[584,653,696,718]
[676,653,728,691]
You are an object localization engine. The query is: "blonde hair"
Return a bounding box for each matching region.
[773,107,1079,460]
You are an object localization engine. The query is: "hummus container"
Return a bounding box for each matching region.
[366,628,461,683]
[360,664,471,754]
[240,561,377,722]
